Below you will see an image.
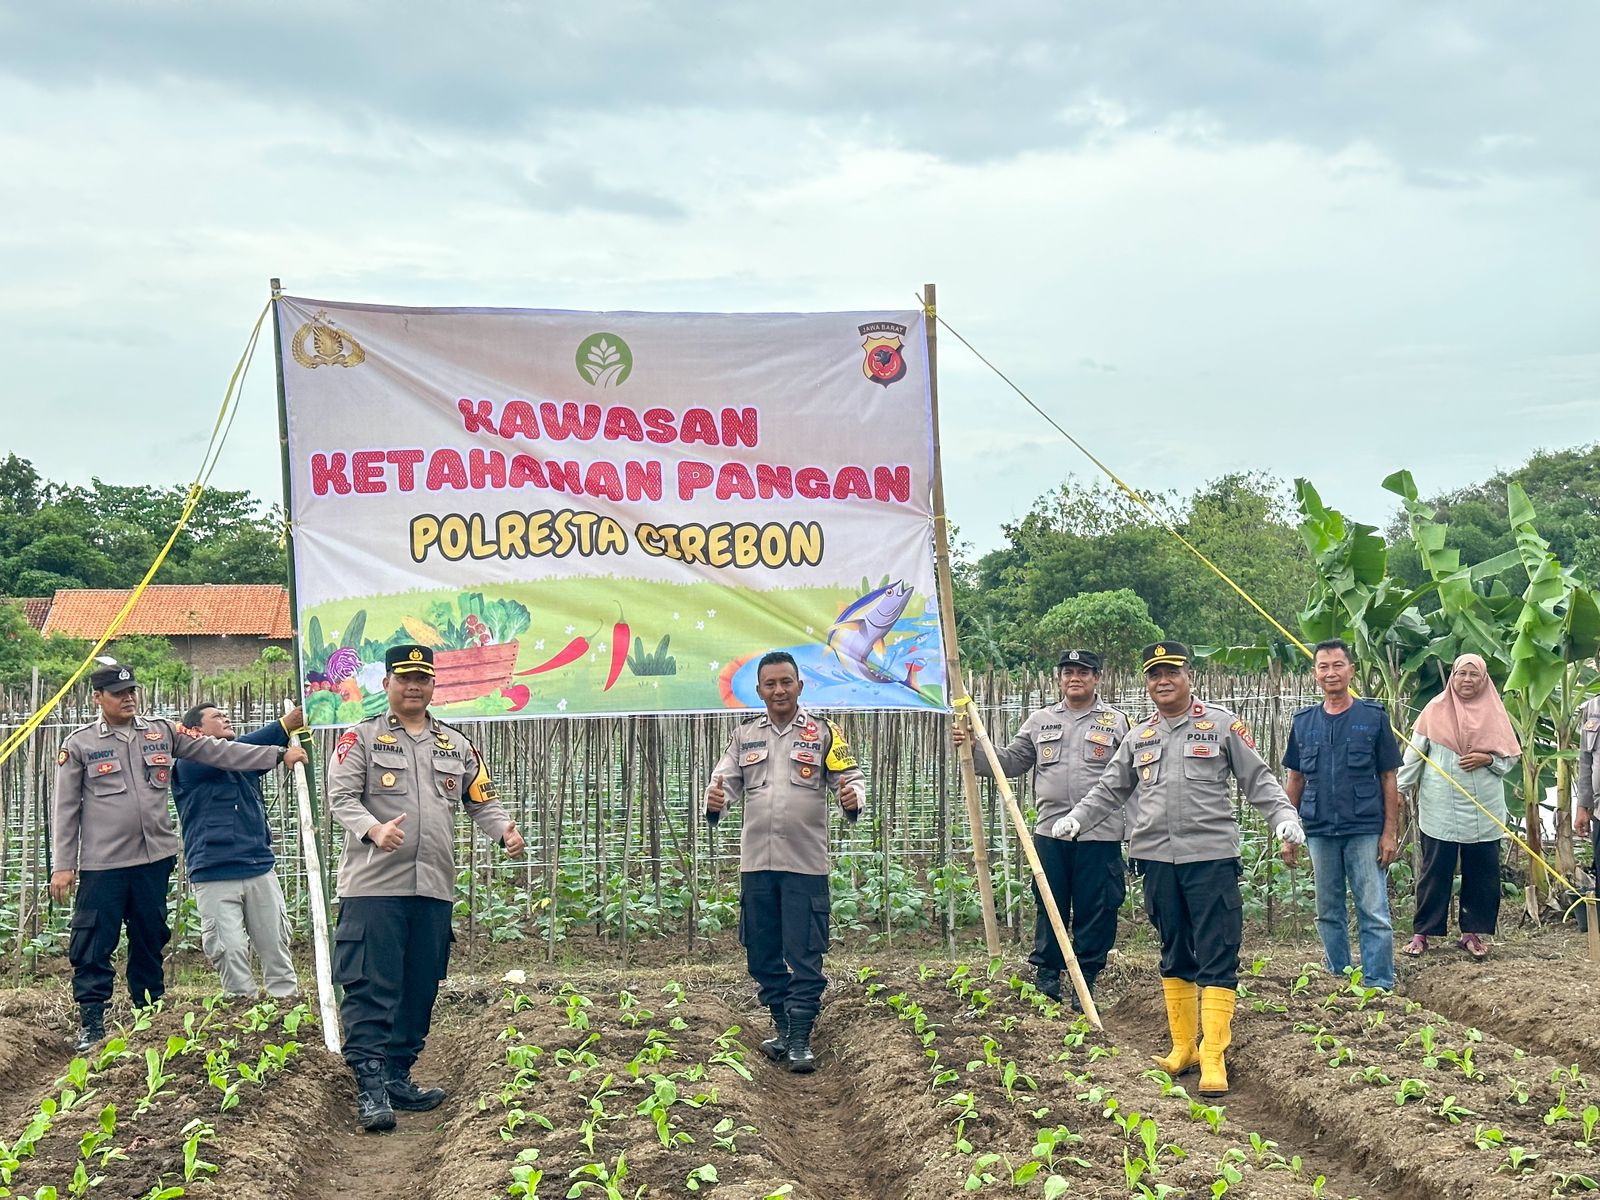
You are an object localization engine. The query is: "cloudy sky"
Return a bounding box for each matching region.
[2,1,1595,558]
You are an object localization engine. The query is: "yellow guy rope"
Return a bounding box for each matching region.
[0,299,272,769]
[926,298,1586,904]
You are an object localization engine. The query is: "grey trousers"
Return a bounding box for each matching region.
[193,871,299,998]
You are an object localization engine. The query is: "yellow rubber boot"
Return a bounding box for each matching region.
[1198,986,1237,1096]
[1151,977,1201,1077]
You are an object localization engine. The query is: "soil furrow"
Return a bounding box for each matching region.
[1109,987,1387,1197]
[1403,954,1600,1074]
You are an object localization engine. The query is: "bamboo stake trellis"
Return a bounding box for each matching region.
[0,670,1346,973]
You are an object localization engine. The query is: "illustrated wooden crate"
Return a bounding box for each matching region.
[432,641,519,704]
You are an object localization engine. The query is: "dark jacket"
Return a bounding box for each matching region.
[172,720,291,882]
[1283,698,1401,838]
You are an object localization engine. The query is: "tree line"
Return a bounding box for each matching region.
[952,443,1600,674]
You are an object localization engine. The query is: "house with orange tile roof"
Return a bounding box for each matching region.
[39,585,293,674]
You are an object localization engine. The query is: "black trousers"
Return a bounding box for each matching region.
[334,896,453,1070]
[1029,836,1125,980]
[1414,833,1501,936]
[739,870,829,1012]
[1136,858,1243,990]
[69,857,175,1006]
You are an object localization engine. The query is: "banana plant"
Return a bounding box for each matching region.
[1501,482,1600,897]
[1293,478,1435,714]
[1381,470,1522,696]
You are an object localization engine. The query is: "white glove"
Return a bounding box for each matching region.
[1275,817,1306,846]
[1050,815,1081,840]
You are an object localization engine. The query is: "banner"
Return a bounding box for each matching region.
[278,297,949,725]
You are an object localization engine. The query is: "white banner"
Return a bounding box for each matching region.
[278,297,948,724]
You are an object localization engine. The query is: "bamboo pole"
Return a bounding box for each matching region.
[964,703,1102,1028]
[291,751,341,1054]
[923,283,1002,957]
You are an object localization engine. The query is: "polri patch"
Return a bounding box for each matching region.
[57,749,69,766]
[334,730,359,763]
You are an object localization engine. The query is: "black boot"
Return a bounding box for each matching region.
[1035,968,1062,1002]
[74,1003,106,1054]
[1069,970,1100,1013]
[785,1008,818,1074]
[353,1059,396,1132]
[385,1063,446,1111]
[759,1005,789,1062]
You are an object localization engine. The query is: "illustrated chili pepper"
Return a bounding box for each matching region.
[603,622,630,691]
[513,635,589,676]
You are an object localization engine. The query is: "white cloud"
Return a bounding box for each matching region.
[0,5,1595,562]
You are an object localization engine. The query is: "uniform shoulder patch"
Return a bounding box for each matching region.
[334,729,360,763]
[1230,719,1256,750]
[467,746,498,805]
[824,718,858,771]
[57,748,69,766]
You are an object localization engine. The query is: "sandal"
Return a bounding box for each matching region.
[1401,934,1428,957]
[1459,934,1489,960]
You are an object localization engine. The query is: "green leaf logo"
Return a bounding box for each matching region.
[575,332,633,387]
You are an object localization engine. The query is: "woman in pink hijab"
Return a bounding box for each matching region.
[1396,654,1522,959]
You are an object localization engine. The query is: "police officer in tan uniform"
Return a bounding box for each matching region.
[326,644,525,1131]
[51,661,306,1050]
[706,650,865,1073]
[954,648,1129,1005]
[1053,642,1303,1097]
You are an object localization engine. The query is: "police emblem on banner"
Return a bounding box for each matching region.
[858,321,907,387]
[291,310,367,369]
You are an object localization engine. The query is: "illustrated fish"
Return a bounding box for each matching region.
[826,581,915,683]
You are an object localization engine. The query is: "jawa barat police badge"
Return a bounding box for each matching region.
[858,321,907,387]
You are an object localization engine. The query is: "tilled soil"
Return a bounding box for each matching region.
[4,926,1600,1198]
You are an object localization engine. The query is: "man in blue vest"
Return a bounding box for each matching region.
[1282,639,1402,991]
[172,703,304,1000]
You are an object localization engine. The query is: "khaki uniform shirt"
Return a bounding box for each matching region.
[708,706,865,876]
[974,696,1130,840]
[53,716,285,871]
[1577,696,1600,815]
[1066,701,1295,864]
[327,711,512,902]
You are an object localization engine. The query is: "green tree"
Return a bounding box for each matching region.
[1034,588,1162,676]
